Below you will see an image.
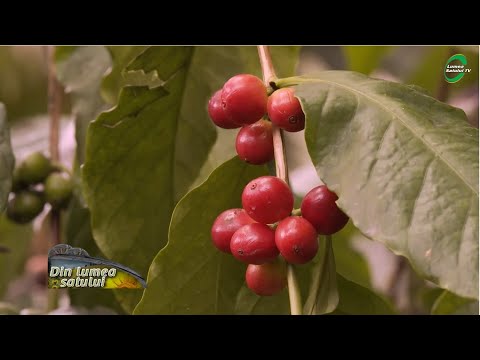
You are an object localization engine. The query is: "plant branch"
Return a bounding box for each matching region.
[287,265,302,314]
[257,46,302,315]
[47,47,61,165]
[45,46,63,312]
[46,46,63,249]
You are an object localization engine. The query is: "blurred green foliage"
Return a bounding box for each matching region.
[0,46,72,123]
[0,47,47,121]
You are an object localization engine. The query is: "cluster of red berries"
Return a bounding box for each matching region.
[208,74,305,165]
[208,73,348,297]
[211,176,349,296]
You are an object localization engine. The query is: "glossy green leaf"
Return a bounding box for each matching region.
[277,71,479,299]
[0,214,32,298]
[303,236,338,314]
[431,290,478,315]
[335,274,395,315]
[56,46,112,163]
[83,84,174,312]
[134,157,268,314]
[344,46,392,74]
[0,104,14,211]
[101,46,149,104]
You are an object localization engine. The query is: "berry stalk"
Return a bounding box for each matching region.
[257,46,302,315]
[45,46,63,312]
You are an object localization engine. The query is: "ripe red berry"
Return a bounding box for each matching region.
[246,258,287,296]
[275,216,318,264]
[235,119,274,165]
[301,185,349,235]
[221,74,267,125]
[267,88,305,132]
[242,176,294,224]
[211,209,256,253]
[230,223,278,264]
[208,90,240,129]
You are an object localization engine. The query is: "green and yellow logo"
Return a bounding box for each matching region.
[48,244,146,289]
[444,54,471,83]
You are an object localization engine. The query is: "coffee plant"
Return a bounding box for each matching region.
[0,46,478,315]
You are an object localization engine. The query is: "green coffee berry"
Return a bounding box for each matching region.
[11,167,27,192]
[17,152,52,185]
[44,172,73,209]
[6,191,45,224]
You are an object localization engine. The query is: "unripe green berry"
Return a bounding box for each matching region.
[17,152,52,185]
[11,167,28,192]
[6,191,45,224]
[44,172,73,209]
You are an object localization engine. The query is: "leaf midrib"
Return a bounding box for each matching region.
[302,78,478,196]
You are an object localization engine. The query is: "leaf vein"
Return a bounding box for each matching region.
[307,78,477,196]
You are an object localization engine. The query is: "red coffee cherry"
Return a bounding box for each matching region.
[301,185,349,235]
[211,209,256,253]
[275,216,318,264]
[221,74,267,125]
[246,258,287,296]
[230,223,278,264]
[267,87,305,132]
[235,119,274,165]
[208,90,240,129]
[242,176,294,224]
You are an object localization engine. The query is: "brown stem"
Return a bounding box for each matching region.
[257,46,301,315]
[45,46,63,312]
[47,46,62,164]
[45,46,63,247]
[257,46,277,87]
[257,46,288,184]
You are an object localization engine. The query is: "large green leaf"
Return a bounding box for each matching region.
[101,46,149,104]
[134,157,268,314]
[334,274,395,315]
[83,84,176,312]
[0,214,32,298]
[276,71,479,299]
[431,290,478,315]
[56,46,112,163]
[343,46,392,75]
[83,46,300,312]
[0,104,14,211]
